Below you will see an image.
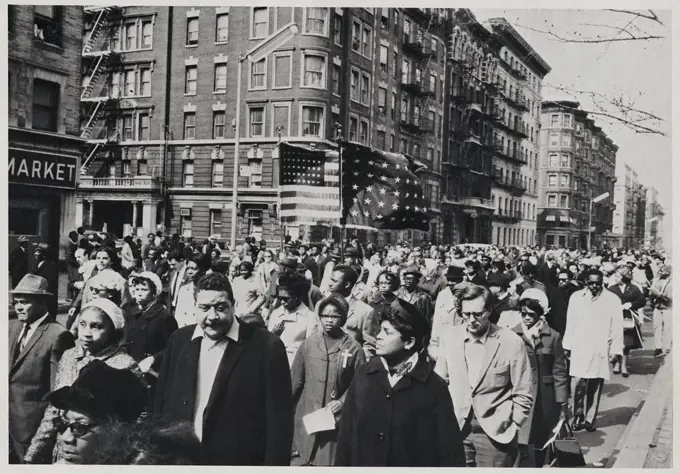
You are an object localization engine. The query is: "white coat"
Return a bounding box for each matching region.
[562,288,624,380]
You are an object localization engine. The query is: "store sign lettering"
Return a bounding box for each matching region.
[8,149,78,190]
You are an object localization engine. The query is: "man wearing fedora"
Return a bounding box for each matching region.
[9,235,31,289]
[396,266,433,321]
[33,244,59,299]
[8,274,75,463]
[428,266,470,362]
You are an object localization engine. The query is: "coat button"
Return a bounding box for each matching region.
[378,432,385,441]
[385,394,391,400]
[183,398,188,405]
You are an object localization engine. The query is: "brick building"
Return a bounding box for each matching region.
[613,163,647,249]
[8,6,84,271]
[538,101,617,249]
[77,7,449,246]
[486,18,550,247]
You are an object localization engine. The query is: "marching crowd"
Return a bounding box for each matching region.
[8,229,673,466]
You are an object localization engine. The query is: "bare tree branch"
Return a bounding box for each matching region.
[514,23,664,43]
[605,9,665,26]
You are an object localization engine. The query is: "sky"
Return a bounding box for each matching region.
[473,9,673,245]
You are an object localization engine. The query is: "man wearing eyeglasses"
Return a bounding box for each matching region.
[562,268,623,432]
[435,285,533,467]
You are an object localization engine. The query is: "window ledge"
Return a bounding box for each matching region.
[248,88,267,92]
[33,39,64,52]
[302,31,329,38]
[213,91,227,95]
[300,85,327,91]
[215,41,229,45]
[184,92,197,97]
[185,44,198,48]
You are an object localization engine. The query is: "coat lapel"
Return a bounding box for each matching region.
[179,336,202,412]
[202,325,250,430]
[13,322,51,369]
[471,327,501,393]
[8,322,21,372]
[365,357,393,394]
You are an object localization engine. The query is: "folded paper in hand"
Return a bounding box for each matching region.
[303,407,336,434]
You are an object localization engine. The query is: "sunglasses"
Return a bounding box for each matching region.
[56,419,97,438]
[90,286,109,294]
[460,311,488,321]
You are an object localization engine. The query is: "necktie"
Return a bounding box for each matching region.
[13,324,29,362]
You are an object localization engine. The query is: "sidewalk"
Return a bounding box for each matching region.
[611,354,673,468]
[643,397,673,468]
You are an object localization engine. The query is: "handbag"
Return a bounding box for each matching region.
[545,420,586,467]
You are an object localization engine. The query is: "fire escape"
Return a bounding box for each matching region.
[80,6,122,176]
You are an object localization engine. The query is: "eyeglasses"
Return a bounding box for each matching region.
[56,419,97,438]
[587,281,603,286]
[460,311,488,321]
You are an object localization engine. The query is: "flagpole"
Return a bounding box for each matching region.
[276,125,285,255]
[336,124,346,261]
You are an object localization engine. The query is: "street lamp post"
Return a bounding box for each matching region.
[230,23,298,250]
[588,192,610,250]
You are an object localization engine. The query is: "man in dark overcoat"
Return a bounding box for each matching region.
[154,272,293,465]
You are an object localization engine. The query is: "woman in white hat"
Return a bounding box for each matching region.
[24,298,141,464]
[122,272,178,375]
[513,288,569,467]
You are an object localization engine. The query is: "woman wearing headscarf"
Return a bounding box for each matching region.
[39,361,148,464]
[25,298,142,463]
[291,293,365,466]
[122,272,178,375]
[511,289,569,467]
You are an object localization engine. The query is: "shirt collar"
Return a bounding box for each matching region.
[191,317,240,344]
[25,313,49,331]
[464,326,491,344]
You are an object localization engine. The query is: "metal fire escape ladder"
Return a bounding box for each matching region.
[83,7,110,55]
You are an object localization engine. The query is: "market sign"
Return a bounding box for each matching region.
[8,148,78,190]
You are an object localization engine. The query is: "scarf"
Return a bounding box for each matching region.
[521,318,544,348]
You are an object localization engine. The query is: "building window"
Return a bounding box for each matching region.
[390,133,395,152]
[122,160,131,177]
[402,58,410,83]
[359,118,369,144]
[186,18,198,46]
[394,10,399,32]
[401,95,410,122]
[181,215,192,237]
[212,161,224,187]
[391,92,396,119]
[362,25,372,58]
[140,67,151,95]
[301,104,324,137]
[302,53,326,88]
[34,6,62,46]
[393,51,399,79]
[304,8,328,36]
[399,138,407,154]
[124,69,136,96]
[252,7,268,38]
[125,22,138,50]
[250,59,266,90]
[247,210,263,237]
[333,13,342,46]
[350,68,359,102]
[548,194,557,207]
[349,116,358,141]
[138,160,148,176]
[560,195,568,208]
[352,20,361,52]
[331,64,340,95]
[549,132,559,146]
[560,153,570,167]
[214,64,227,92]
[377,130,386,150]
[549,153,558,167]
[185,66,197,94]
[360,72,370,105]
[32,79,60,132]
[550,114,559,126]
[380,8,389,29]
[210,209,222,235]
[561,133,571,147]
[560,174,569,187]
[138,112,150,140]
[377,87,387,114]
[122,114,134,140]
[183,162,194,187]
[213,111,226,138]
[249,159,262,187]
[563,114,572,128]
[379,45,388,74]
[183,112,196,139]
[273,52,292,89]
[548,174,557,187]
[216,13,229,43]
[429,73,436,94]
[249,106,264,137]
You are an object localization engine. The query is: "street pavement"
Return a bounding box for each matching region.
[643,396,673,468]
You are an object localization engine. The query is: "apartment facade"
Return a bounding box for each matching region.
[613,163,647,248]
[8,6,84,267]
[78,7,448,245]
[486,18,550,248]
[538,101,617,249]
[644,187,664,250]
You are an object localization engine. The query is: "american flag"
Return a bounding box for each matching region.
[342,142,431,231]
[278,143,341,225]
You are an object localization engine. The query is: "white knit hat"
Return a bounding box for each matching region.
[82,298,125,331]
[519,288,550,315]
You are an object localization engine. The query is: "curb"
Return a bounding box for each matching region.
[609,355,673,468]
